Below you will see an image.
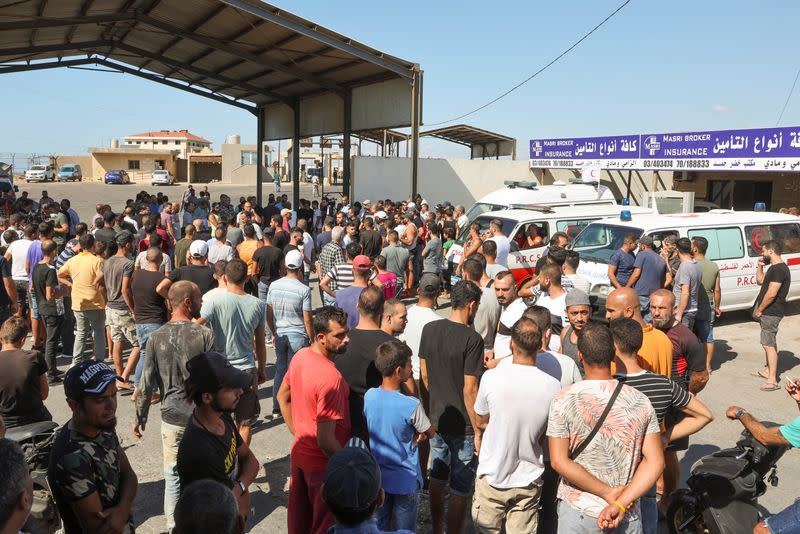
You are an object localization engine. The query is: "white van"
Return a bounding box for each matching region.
[572,211,800,312]
[449,204,653,287]
[463,179,617,224]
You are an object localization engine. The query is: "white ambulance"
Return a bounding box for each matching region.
[572,211,800,312]
[462,179,617,224]
[448,204,653,287]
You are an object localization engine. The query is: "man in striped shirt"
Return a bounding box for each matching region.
[319,241,361,303]
[316,226,345,305]
[609,318,713,534]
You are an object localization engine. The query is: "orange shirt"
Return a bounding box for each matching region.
[237,239,260,275]
[638,323,673,377]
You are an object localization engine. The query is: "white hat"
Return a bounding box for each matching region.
[407,202,416,210]
[189,240,209,258]
[285,249,304,270]
[374,211,387,220]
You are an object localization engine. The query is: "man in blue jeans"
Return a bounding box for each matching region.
[266,250,313,420]
[727,378,800,534]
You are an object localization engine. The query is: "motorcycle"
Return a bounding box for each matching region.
[6,420,62,534]
[667,425,789,534]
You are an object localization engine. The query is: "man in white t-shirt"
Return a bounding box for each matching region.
[537,264,568,352]
[490,271,527,366]
[487,218,511,266]
[4,224,35,319]
[400,273,442,381]
[473,317,561,533]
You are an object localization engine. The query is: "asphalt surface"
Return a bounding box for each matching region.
[19,181,800,533]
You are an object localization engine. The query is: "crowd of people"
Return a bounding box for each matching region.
[0,185,799,534]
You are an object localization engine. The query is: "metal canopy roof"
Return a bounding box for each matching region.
[0,0,419,114]
[420,124,517,159]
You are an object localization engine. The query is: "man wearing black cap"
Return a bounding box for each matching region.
[177,352,260,526]
[48,361,138,534]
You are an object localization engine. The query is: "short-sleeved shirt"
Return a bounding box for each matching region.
[696,258,720,313]
[58,251,105,311]
[757,263,791,317]
[130,269,167,324]
[673,259,702,313]
[610,248,636,286]
[0,256,12,306]
[493,298,528,359]
[0,348,51,427]
[614,371,691,425]
[266,276,312,336]
[286,347,351,472]
[253,245,283,284]
[400,305,442,380]
[32,263,64,317]
[7,238,32,280]
[377,271,398,299]
[422,237,443,273]
[207,242,234,265]
[359,229,383,258]
[665,323,706,389]
[200,291,266,370]
[381,244,411,279]
[327,263,356,292]
[177,413,243,491]
[488,235,511,266]
[639,323,673,378]
[547,380,660,517]
[168,264,216,295]
[336,285,365,331]
[134,250,172,274]
[49,426,131,534]
[174,238,192,268]
[364,387,432,494]
[103,255,134,311]
[633,249,667,297]
[475,286,501,350]
[779,416,800,447]
[419,319,484,436]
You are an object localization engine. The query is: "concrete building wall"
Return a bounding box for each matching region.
[90,152,177,182]
[221,143,268,185]
[123,138,209,159]
[52,155,94,178]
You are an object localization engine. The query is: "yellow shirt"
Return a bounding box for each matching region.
[58,251,105,311]
[237,239,261,275]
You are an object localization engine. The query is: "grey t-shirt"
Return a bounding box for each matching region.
[266,276,312,336]
[103,255,134,311]
[422,237,443,273]
[381,244,410,278]
[475,286,501,349]
[200,291,266,370]
[673,259,702,313]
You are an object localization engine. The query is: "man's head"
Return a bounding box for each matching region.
[608,317,643,358]
[649,288,676,330]
[621,234,639,252]
[762,239,783,262]
[577,322,616,370]
[460,257,484,284]
[146,246,163,267]
[690,236,708,258]
[494,271,517,306]
[352,255,372,281]
[417,273,441,302]
[489,219,504,236]
[638,235,654,251]
[0,316,27,347]
[549,232,569,249]
[357,286,385,323]
[663,234,678,254]
[78,232,95,252]
[189,240,209,263]
[481,239,497,261]
[312,306,350,355]
[0,439,32,534]
[285,250,304,275]
[382,299,408,335]
[184,352,251,413]
[289,227,303,245]
[547,247,568,267]
[345,242,362,262]
[323,444,383,527]
[169,281,202,320]
[564,250,581,274]
[223,259,248,287]
[521,305,553,351]
[41,239,58,260]
[676,237,693,258]
[510,318,543,359]
[64,361,121,431]
[387,230,399,244]
[174,479,242,534]
[115,230,134,255]
[565,289,592,331]
[375,339,413,381]
[538,264,562,291]
[331,226,345,243]
[605,287,641,321]
[451,279,482,324]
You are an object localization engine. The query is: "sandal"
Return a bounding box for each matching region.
[761,383,781,392]
[751,370,769,380]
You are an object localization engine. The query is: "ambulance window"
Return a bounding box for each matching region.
[744,223,800,256]
[556,219,599,241]
[687,228,744,261]
[514,222,549,250]
[647,231,679,253]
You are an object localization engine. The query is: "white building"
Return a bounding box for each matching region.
[123,129,211,158]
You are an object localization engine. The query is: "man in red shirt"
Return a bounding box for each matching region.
[277,306,352,534]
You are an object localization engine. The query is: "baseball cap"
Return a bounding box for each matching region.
[285,249,304,270]
[280,208,291,217]
[418,272,441,293]
[443,201,452,208]
[64,361,123,400]
[406,202,416,210]
[115,230,133,246]
[638,235,654,247]
[185,352,251,394]
[323,439,381,512]
[374,211,387,220]
[565,289,592,308]
[189,240,209,258]
[353,255,372,269]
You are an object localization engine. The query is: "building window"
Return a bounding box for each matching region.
[241,151,257,165]
[175,140,180,145]
[128,160,140,170]
[155,160,165,170]
[162,140,168,144]
[136,141,141,144]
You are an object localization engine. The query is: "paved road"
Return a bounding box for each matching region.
[22,181,800,532]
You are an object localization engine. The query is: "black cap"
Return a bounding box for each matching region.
[185,352,251,394]
[64,361,123,400]
[323,438,381,511]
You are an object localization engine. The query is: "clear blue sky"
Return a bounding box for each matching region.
[1,0,799,161]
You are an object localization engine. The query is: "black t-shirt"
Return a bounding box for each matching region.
[757,263,791,317]
[0,256,13,306]
[297,208,314,227]
[252,245,283,284]
[359,229,383,259]
[168,264,216,295]
[131,270,167,324]
[177,413,243,491]
[0,348,51,427]
[94,227,116,244]
[32,263,60,316]
[273,230,289,251]
[263,204,279,221]
[418,319,484,436]
[665,323,706,390]
[335,329,394,442]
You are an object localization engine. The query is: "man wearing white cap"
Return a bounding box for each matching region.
[157,240,216,297]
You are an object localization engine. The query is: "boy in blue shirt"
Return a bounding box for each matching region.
[364,340,435,532]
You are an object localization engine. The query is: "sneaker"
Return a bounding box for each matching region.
[48,376,63,386]
[265,338,274,348]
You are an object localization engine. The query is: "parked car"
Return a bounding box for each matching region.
[104,170,130,185]
[25,165,55,182]
[57,164,82,182]
[151,169,174,186]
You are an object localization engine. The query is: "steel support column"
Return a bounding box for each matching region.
[343,90,352,198]
[257,107,265,207]
[410,71,421,198]
[292,102,301,208]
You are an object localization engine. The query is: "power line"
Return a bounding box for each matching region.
[776,65,800,126]
[426,0,633,127]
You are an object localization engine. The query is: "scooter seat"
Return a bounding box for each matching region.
[6,421,58,442]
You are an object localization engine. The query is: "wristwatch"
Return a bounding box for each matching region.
[235,479,247,494]
[735,409,747,420]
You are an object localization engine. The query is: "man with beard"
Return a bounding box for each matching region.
[48,361,138,534]
[278,306,352,534]
[177,352,260,527]
[488,271,528,367]
[133,281,215,532]
[559,289,593,375]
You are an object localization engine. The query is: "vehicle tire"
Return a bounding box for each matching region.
[666,490,702,534]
